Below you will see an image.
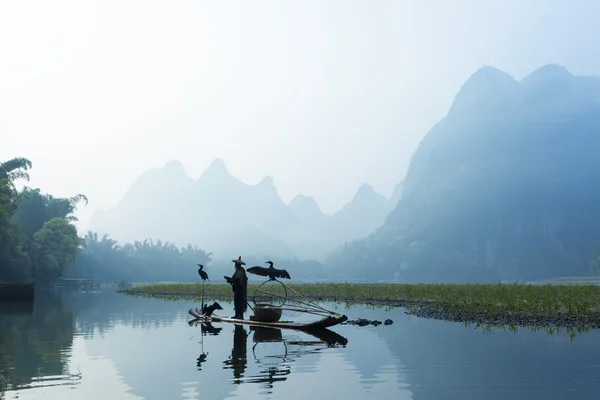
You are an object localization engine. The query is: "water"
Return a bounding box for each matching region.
[1,290,600,400]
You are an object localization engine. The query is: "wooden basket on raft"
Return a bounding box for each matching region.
[251,303,283,323]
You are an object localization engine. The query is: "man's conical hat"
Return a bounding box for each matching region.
[232,256,246,265]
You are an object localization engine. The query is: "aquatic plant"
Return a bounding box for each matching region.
[120,282,600,328]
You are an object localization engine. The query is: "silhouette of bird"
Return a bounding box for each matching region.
[201,301,223,316]
[197,264,209,281]
[247,261,291,281]
[201,321,222,336]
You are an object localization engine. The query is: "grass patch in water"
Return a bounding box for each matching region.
[119,282,600,326]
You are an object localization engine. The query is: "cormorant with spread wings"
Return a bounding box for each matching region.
[247,261,291,281]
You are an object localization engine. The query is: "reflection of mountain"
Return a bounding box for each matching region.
[15,290,600,399]
[357,305,600,399]
[66,290,183,337]
[0,291,79,396]
[77,297,237,400]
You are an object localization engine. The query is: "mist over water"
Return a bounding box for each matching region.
[2,290,600,400]
[3,3,600,399]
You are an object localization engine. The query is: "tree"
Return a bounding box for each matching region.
[30,218,81,282]
[1,156,88,283]
[67,231,214,282]
[0,157,33,281]
[12,188,88,238]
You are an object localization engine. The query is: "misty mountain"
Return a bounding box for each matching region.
[88,159,397,261]
[330,64,600,282]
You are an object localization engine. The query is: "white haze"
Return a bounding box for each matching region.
[1,0,600,231]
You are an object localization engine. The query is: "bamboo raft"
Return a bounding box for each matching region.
[190,274,349,332]
[188,308,348,331]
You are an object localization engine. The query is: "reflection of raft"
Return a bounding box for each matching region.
[250,325,348,346]
[188,308,348,331]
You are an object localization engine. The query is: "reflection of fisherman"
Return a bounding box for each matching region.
[223,324,248,382]
[225,256,248,320]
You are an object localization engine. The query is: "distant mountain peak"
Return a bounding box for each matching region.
[521,64,573,88]
[472,65,514,79]
[346,183,388,207]
[290,194,321,209]
[355,183,375,197]
[290,194,309,204]
[289,194,324,220]
[526,64,572,79]
[459,66,518,94]
[200,158,231,180]
[163,160,186,175]
[259,176,274,186]
[449,65,520,114]
[207,158,228,172]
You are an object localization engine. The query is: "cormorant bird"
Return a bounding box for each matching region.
[201,301,223,316]
[197,264,209,281]
[247,261,291,281]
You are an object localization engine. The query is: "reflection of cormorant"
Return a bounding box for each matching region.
[196,352,208,370]
[247,261,291,281]
[223,324,248,383]
[187,320,223,336]
[201,321,222,336]
[197,264,209,281]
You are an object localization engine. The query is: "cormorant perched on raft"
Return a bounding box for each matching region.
[247,261,291,281]
[201,302,223,317]
[197,264,209,281]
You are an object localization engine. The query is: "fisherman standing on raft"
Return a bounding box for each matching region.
[225,256,248,320]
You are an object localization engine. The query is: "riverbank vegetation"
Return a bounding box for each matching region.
[64,238,329,282]
[120,282,600,328]
[0,157,218,284]
[0,157,321,284]
[65,232,213,282]
[0,157,87,283]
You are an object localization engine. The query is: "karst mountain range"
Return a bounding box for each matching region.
[89,158,403,261]
[91,63,600,282]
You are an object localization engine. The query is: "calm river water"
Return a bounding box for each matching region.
[1,289,600,400]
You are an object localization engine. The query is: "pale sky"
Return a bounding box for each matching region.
[2,0,600,231]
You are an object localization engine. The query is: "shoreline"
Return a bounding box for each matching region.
[118,282,600,329]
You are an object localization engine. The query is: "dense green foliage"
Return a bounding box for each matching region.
[0,157,86,283]
[66,232,213,282]
[1,157,218,284]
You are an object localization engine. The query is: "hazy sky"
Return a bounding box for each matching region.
[2,0,600,231]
